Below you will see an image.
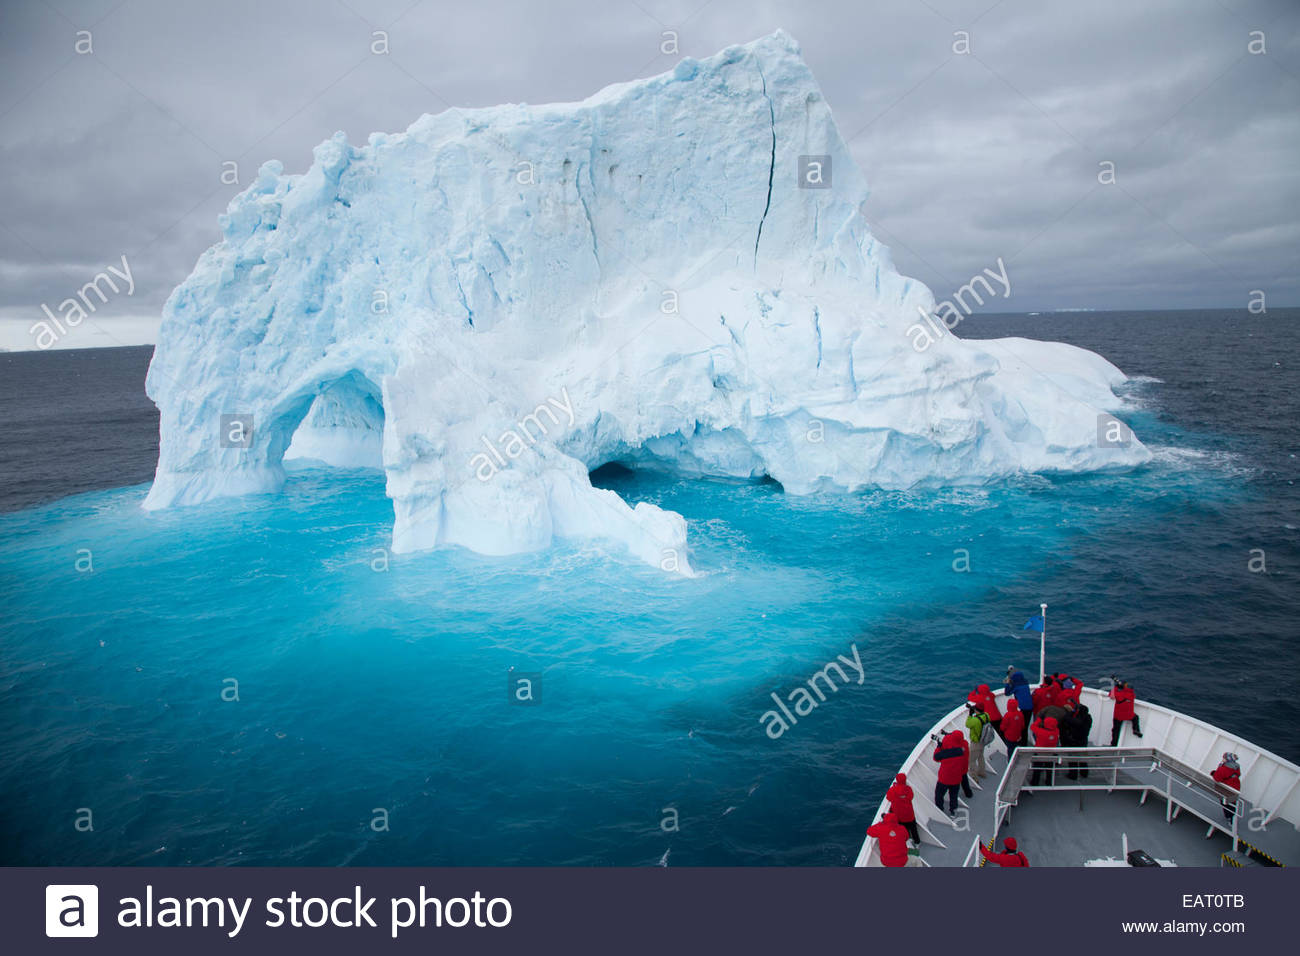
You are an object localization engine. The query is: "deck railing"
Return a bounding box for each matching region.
[994,745,1245,849]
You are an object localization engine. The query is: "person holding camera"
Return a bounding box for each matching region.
[1109,677,1143,745]
[932,729,971,815]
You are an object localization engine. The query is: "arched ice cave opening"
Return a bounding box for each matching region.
[283,370,386,471]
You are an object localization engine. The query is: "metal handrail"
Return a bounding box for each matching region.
[1000,746,1244,798]
[994,746,1246,846]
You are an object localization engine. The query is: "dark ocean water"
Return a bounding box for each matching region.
[0,309,1297,866]
[0,347,158,513]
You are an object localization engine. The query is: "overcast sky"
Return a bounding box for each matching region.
[1,0,1297,348]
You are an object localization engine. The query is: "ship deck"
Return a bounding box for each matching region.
[857,686,1300,867]
[918,751,1279,868]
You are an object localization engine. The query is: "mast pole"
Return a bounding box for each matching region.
[1039,602,1048,685]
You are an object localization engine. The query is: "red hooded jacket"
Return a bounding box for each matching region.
[979,837,1029,867]
[1031,716,1060,748]
[1001,705,1025,743]
[975,684,1002,720]
[867,813,911,867]
[1032,682,1057,713]
[1110,685,1136,720]
[1212,763,1241,791]
[886,773,916,823]
[933,730,969,785]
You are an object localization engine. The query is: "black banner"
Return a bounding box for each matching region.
[5,866,1293,953]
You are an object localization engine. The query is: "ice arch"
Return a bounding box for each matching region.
[145,361,389,508]
[144,31,1146,574]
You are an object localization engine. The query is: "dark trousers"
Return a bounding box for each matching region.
[902,820,920,844]
[935,781,961,814]
[1110,714,1142,745]
[1006,737,1020,760]
[1030,760,1054,786]
[1221,800,1237,823]
[1019,708,1033,743]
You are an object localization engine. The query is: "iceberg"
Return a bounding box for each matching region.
[144,30,1149,573]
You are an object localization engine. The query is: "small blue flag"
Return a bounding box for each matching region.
[1023,615,1045,632]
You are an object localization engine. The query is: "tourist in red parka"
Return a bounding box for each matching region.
[1212,753,1242,822]
[886,772,920,845]
[974,684,1004,742]
[1032,715,1059,746]
[867,812,912,867]
[1001,704,1026,756]
[1032,678,1057,714]
[932,729,971,815]
[1109,679,1143,745]
[1029,715,1059,786]
[1057,674,1083,707]
[979,836,1029,867]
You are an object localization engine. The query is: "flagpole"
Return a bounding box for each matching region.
[1039,602,1048,684]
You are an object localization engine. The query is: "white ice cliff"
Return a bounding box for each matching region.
[144,31,1149,573]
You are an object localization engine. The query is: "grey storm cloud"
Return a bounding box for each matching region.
[0,0,1296,334]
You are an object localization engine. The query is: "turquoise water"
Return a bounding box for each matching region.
[2,312,1298,865]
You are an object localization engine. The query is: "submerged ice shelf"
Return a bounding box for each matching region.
[144,30,1149,572]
